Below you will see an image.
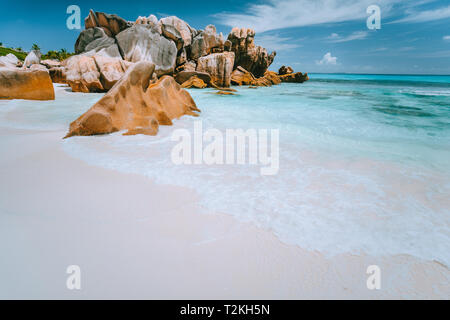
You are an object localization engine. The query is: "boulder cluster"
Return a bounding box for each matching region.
[0,52,55,100]
[56,11,307,92]
[0,10,309,136]
[4,11,307,96]
[230,65,308,87]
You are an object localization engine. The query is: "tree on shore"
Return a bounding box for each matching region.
[31,44,41,51]
[41,48,73,61]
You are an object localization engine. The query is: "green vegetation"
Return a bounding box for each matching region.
[0,42,74,62]
[31,44,41,51]
[0,46,27,60]
[42,48,74,61]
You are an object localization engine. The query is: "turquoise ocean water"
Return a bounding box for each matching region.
[1,74,449,265]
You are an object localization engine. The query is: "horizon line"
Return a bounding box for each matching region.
[306,72,450,76]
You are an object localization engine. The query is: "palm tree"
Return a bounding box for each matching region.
[58,48,70,60]
[31,44,41,51]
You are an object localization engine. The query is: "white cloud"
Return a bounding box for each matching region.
[216,0,395,33]
[444,36,450,41]
[317,52,338,65]
[390,5,450,23]
[216,0,447,33]
[328,31,369,43]
[256,34,302,51]
[328,33,340,39]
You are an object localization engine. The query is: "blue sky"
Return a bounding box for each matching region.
[1,0,450,74]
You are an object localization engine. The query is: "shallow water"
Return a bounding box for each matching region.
[1,76,449,266]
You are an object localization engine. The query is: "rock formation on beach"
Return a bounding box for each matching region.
[29,64,48,72]
[84,10,132,37]
[181,76,208,89]
[231,65,307,86]
[278,65,293,75]
[0,54,20,69]
[49,67,67,84]
[279,71,309,83]
[116,24,178,76]
[0,9,309,134]
[197,52,235,87]
[58,10,293,92]
[227,28,276,78]
[23,50,41,68]
[40,59,61,69]
[75,27,117,55]
[69,12,235,90]
[175,71,211,86]
[0,49,55,100]
[65,10,306,91]
[65,61,200,138]
[0,68,55,100]
[0,9,305,97]
[189,25,226,61]
[159,16,194,49]
[64,52,134,93]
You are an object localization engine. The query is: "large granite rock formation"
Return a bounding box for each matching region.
[174,71,211,86]
[160,16,195,49]
[135,15,161,33]
[278,65,293,75]
[116,24,177,76]
[0,54,19,68]
[197,52,234,87]
[65,61,200,138]
[227,28,276,78]
[279,72,309,83]
[65,55,102,92]
[231,67,279,87]
[66,11,307,91]
[0,68,55,100]
[49,67,67,84]
[181,76,207,89]
[40,59,61,69]
[30,64,48,72]
[261,71,282,86]
[75,27,116,55]
[23,50,41,68]
[232,66,308,86]
[231,66,256,86]
[84,10,131,37]
[65,54,133,92]
[189,25,225,61]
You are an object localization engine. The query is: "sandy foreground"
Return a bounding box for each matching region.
[0,125,448,299]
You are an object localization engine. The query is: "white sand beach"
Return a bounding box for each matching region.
[0,119,448,299]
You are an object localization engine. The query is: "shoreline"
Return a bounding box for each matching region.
[0,125,448,299]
